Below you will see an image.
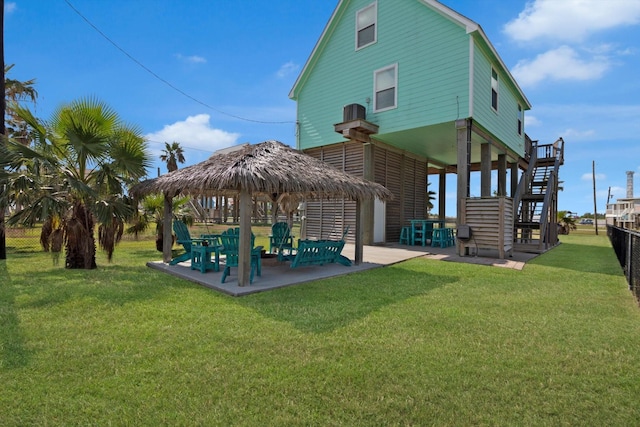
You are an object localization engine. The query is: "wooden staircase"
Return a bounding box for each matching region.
[513,138,564,253]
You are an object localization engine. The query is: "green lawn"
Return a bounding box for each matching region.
[1,233,639,426]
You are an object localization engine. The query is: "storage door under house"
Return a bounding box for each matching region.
[373,145,427,243]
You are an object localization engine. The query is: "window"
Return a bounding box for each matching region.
[517,104,523,135]
[491,68,499,111]
[374,64,397,112]
[356,2,377,50]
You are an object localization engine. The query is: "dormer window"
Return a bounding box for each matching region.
[356,2,377,50]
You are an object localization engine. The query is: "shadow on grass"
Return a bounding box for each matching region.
[530,241,624,277]
[9,263,183,310]
[0,261,31,370]
[239,264,456,333]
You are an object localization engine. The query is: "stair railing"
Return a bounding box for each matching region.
[537,140,563,250]
[538,170,556,250]
[513,141,538,217]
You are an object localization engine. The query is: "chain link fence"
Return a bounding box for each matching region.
[4,225,43,254]
[3,224,155,255]
[607,225,640,303]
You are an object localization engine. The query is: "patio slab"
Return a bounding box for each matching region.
[148,242,540,296]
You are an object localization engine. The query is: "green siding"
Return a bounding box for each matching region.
[472,40,526,156]
[297,0,471,150]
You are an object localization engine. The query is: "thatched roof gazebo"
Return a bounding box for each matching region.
[131,140,392,286]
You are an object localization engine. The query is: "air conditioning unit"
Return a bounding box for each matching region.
[343,103,366,122]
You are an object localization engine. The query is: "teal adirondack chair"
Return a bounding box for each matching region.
[269,222,294,255]
[219,228,263,284]
[170,220,193,265]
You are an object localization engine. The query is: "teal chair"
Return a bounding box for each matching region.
[269,222,295,255]
[170,220,193,265]
[219,228,263,284]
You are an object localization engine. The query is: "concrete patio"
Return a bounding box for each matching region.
[148,243,540,296]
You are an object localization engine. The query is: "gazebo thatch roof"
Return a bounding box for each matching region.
[131,140,392,201]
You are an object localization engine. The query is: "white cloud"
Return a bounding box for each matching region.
[504,0,640,43]
[525,115,541,127]
[175,53,207,64]
[582,172,606,181]
[145,114,240,154]
[4,2,16,13]
[527,103,640,144]
[511,46,610,87]
[276,61,300,78]
[562,128,596,140]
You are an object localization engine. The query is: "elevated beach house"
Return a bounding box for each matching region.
[289,0,563,257]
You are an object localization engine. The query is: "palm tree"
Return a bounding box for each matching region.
[1,66,39,259]
[5,64,38,144]
[426,181,436,217]
[8,97,151,268]
[160,141,185,172]
[126,193,192,251]
[557,210,577,235]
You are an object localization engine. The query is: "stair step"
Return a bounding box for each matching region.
[513,242,545,254]
[521,194,545,201]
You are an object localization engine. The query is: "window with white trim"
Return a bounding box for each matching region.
[356,2,377,50]
[491,67,499,111]
[374,64,397,112]
[517,104,523,135]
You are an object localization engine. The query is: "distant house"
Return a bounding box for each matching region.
[290,0,561,255]
[607,199,640,230]
[606,172,640,230]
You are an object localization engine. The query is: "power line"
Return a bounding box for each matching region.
[63,0,295,125]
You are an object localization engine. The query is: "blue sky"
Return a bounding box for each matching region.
[5,0,640,217]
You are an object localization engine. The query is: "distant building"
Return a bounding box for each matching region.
[606,198,640,229]
[606,171,640,229]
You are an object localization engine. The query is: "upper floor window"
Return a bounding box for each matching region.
[491,68,499,111]
[517,104,523,135]
[356,2,377,50]
[374,63,397,112]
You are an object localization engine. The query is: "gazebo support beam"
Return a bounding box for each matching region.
[355,199,363,265]
[238,189,252,287]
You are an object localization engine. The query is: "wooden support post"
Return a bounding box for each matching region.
[362,143,374,245]
[456,119,471,256]
[439,169,446,220]
[355,198,363,265]
[510,162,519,197]
[497,154,507,196]
[480,143,491,197]
[163,193,173,263]
[238,189,253,286]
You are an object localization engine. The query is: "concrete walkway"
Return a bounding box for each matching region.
[148,242,540,297]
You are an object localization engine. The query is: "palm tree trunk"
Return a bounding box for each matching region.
[65,202,96,269]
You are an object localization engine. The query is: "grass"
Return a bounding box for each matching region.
[1,233,640,425]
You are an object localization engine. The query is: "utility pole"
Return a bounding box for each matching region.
[592,161,598,236]
[0,0,7,260]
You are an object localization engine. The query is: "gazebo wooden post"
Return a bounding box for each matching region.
[355,198,363,265]
[238,189,253,286]
[162,192,173,263]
